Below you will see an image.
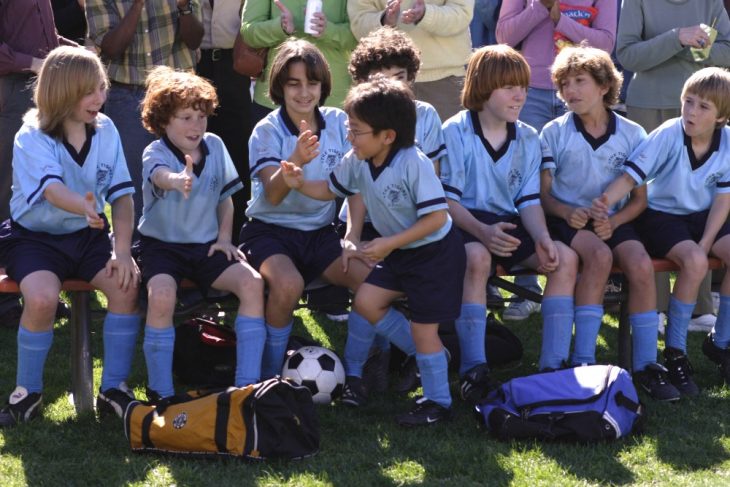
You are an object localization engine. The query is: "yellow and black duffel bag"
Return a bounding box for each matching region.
[124,378,319,460]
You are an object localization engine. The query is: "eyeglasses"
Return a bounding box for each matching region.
[346,128,373,138]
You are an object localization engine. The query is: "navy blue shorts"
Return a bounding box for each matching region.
[365,227,466,323]
[239,219,341,285]
[134,236,238,295]
[546,216,640,250]
[459,210,536,271]
[636,208,730,258]
[0,217,111,284]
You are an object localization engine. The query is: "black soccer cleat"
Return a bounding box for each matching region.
[393,355,420,394]
[97,382,136,418]
[0,387,42,427]
[460,363,499,404]
[702,333,730,383]
[395,396,452,427]
[663,347,700,397]
[340,376,368,407]
[633,363,680,402]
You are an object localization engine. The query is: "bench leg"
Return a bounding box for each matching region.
[617,284,632,371]
[69,291,94,413]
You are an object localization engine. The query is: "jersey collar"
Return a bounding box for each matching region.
[469,110,516,162]
[683,125,722,171]
[162,135,210,177]
[572,110,616,151]
[280,106,326,138]
[62,124,96,167]
[367,147,399,181]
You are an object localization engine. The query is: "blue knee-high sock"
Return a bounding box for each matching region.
[713,295,730,348]
[143,326,175,398]
[417,350,451,408]
[234,315,266,387]
[455,303,487,376]
[101,312,141,391]
[344,310,375,377]
[666,296,695,353]
[571,305,603,365]
[539,296,574,370]
[631,311,659,372]
[374,308,416,356]
[373,333,391,352]
[261,321,292,379]
[16,325,53,394]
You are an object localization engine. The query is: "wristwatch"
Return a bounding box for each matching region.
[178,1,193,15]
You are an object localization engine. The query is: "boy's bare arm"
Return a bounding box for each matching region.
[362,210,447,262]
[701,193,730,255]
[151,155,194,198]
[43,182,104,228]
[208,197,241,261]
[540,169,589,229]
[279,161,336,201]
[592,173,638,219]
[107,194,139,290]
[608,184,648,228]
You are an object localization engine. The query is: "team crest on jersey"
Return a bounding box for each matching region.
[706,172,722,187]
[507,168,523,192]
[383,184,408,206]
[96,163,112,188]
[321,149,342,172]
[606,152,627,174]
[209,175,220,191]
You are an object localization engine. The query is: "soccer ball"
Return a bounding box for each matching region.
[281,346,345,404]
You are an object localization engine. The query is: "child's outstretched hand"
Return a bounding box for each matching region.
[291,120,319,166]
[105,252,140,291]
[208,240,244,261]
[567,207,591,229]
[84,192,104,229]
[280,160,304,188]
[535,235,559,273]
[172,155,194,199]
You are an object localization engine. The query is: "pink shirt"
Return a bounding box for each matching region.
[496,0,617,90]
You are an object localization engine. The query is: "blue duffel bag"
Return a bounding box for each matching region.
[476,365,645,442]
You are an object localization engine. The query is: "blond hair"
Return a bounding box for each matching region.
[681,67,730,124]
[28,46,108,139]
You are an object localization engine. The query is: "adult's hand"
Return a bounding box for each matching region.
[275,0,295,34]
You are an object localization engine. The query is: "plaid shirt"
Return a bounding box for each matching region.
[86,0,199,86]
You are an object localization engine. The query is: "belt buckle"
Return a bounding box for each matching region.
[211,49,222,61]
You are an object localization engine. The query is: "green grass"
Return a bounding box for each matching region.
[1,294,730,486]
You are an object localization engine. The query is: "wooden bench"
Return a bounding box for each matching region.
[0,257,724,414]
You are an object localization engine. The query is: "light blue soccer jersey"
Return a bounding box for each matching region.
[338,99,446,223]
[10,113,134,234]
[246,106,350,231]
[137,134,243,243]
[623,118,730,215]
[329,146,451,249]
[441,110,541,216]
[541,111,647,214]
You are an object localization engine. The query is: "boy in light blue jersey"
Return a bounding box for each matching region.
[594,67,730,395]
[281,77,466,427]
[137,67,265,399]
[541,46,678,401]
[0,47,140,425]
[239,40,372,380]
[339,27,447,395]
[441,45,579,390]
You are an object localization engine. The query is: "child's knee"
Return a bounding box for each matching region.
[267,273,305,303]
[585,244,612,273]
[147,285,177,316]
[22,290,59,319]
[236,273,265,300]
[680,250,709,279]
[465,244,491,276]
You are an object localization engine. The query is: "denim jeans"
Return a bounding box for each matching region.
[103,84,155,228]
[520,86,566,133]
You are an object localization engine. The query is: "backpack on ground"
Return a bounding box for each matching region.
[124,378,319,460]
[476,365,644,442]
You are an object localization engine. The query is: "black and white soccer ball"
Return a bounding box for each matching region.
[282,346,345,404]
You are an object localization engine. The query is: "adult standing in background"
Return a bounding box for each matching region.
[348,0,473,122]
[495,0,616,322]
[0,0,78,327]
[85,0,204,225]
[616,0,730,331]
[241,0,356,125]
[52,0,87,44]
[197,0,252,242]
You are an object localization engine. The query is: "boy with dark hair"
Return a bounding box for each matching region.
[593,67,730,394]
[281,77,466,427]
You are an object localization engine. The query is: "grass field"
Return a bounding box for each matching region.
[0,291,729,487]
